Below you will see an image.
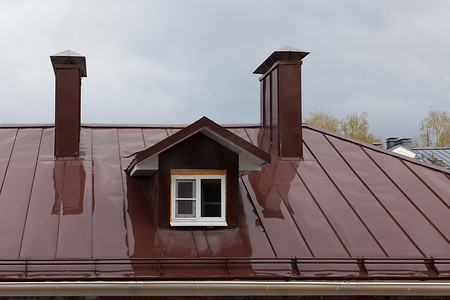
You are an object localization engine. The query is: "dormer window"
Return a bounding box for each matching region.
[126,116,271,228]
[171,169,226,226]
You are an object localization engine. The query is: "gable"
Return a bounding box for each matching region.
[127,116,271,176]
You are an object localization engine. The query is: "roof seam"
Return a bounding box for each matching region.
[89,128,94,260]
[303,124,450,175]
[0,128,18,198]
[190,229,200,258]
[18,128,44,260]
[237,227,251,258]
[361,147,450,251]
[54,161,66,259]
[243,126,255,145]
[262,164,314,257]
[324,135,423,257]
[289,156,351,258]
[116,128,131,258]
[141,128,147,149]
[240,177,278,257]
[401,160,450,211]
[303,138,388,257]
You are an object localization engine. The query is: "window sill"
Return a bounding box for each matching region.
[170,220,228,227]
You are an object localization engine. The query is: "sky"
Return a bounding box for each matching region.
[0,1,449,140]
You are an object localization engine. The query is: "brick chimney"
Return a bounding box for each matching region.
[50,50,87,157]
[254,46,309,158]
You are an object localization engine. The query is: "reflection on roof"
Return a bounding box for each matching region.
[0,123,448,280]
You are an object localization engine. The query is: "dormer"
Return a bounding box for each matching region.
[127,117,270,228]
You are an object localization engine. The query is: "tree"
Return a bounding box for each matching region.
[304,109,381,144]
[304,108,340,133]
[418,107,450,147]
[340,111,381,144]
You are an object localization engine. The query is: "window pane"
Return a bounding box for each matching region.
[201,179,221,217]
[176,200,195,218]
[176,179,195,198]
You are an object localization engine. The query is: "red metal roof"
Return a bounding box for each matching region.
[0,123,448,280]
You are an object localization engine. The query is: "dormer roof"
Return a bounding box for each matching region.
[127,116,271,176]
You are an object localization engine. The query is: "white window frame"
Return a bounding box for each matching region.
[170,169,227,227]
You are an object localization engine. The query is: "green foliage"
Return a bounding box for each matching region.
[304,109,382,144]
[418,107,450,147]
[340,111,381,144]
[304,109,340,133]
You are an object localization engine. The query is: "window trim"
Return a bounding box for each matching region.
[170,169,227,227]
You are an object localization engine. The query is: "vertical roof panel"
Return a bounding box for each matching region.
[80,128,93,160]
[364,148,450,249]
[294,144,385,257]
[266,159,349,257]
[20,160,63,258]
[20,129,61,258]
[205,229,248,257]
[158,229,198,258]
[311,132,423,257]
[243,171,313,257]
[0,128,42,258]
[237,179,275,258]
[333,139,449,257]
[92,129,129,258]
[191,231,212,257]
[56,128,94,258]
[0,129,17,186]
[404,161,450,207]
[56,160,93,258]
[142,128,169,148]
[117,128,160,259]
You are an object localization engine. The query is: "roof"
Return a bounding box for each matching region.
[0,123,448,281]
[411,146,450,169]
[390,145,417,158]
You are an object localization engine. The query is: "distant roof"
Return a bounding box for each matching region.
[0,123,448,280]
[411,146,450,169]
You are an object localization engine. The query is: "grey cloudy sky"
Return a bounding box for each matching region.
[1,1,449,140]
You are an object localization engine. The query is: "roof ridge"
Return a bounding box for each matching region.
[302,123,450,175]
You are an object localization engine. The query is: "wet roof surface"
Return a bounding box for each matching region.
[0,124,448,280]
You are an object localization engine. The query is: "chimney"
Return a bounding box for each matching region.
[50,50,87,157]
[385,137,398,150]
[254,46,309,158]
[396,137,412,150]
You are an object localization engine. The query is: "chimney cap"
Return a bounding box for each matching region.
[50,50,87,77]
[253,46,309,75]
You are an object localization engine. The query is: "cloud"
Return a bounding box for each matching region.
[0,0,449,140]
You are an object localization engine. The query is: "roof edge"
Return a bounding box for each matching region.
[303,123,450,175]
[127,116,271,173]
[0,280,448,297]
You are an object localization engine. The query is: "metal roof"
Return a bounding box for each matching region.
[0,123,448,280]
[411,147,450,169]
